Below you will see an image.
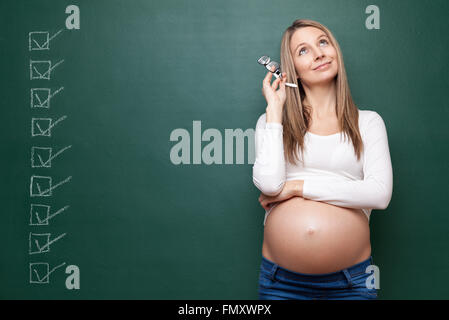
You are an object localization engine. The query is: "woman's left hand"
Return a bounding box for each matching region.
[258,180,302,211]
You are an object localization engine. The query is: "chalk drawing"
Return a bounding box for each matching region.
[31,115,67,137]
[30,59,64,80]
[28,29,63,51]
[27,25,69,287]
[30,175,72,197]
[29,262,66,284]
[29,232,67,255]
[31,87,64,109]
[30,204,70,226]
[31,145,72,168]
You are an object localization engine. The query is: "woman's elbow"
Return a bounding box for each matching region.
[377,189,393,210]
[253,176,284,196]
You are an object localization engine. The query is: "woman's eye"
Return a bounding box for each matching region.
[299,39,328,55]
[320,39,328,46]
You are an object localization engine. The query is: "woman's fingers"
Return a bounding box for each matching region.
[279,76,285,90]
[260,197,274,209]
[263,65,279,87]
[262,201,271,211]
[263,69,273,87]
[271,77,281,90]
[259,194,267,209]
[270,72,287,91]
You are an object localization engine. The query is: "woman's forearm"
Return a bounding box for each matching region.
[294,180,304,197]
[266,105,283,124]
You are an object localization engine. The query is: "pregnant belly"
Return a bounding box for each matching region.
[262,197,371,274]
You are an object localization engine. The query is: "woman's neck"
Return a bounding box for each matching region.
[302,80,337,119]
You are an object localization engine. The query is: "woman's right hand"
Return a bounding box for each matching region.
[262,65,287,115]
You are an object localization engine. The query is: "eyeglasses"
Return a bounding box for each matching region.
[257,55,282,79]
[257,55,298,88]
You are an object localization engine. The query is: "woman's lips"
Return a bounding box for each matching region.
[314,61,331,70]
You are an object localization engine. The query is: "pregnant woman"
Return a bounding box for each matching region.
[253,19,393,300]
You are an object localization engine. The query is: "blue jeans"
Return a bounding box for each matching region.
[258,255,378,300]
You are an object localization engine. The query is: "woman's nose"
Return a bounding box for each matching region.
[310,45,325,60]
[313,49,325,60]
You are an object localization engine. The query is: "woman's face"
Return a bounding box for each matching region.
[289,26,338,85]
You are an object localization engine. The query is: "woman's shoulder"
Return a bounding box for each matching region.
[358,109,387,136]
[255,109,385,131]
[358,108,382,121]
[358,109,385,126]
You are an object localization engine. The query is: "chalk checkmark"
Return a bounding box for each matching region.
[33,145,72,167]
[30,175,72,197]
[30,59,64,80]
[38,176,72,196]
[32,177,52,196]
[39,87,63,107]
[31,29,63,50]
[31,262,66,283]
[32,87,64,108]
[41,145,72,167]
[40,59,64,79]
[33,233,66,253]
[32,115,67,136]
[35,205,69,224]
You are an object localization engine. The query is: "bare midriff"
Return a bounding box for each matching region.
[262,197,371,274]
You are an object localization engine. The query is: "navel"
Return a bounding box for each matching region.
[307,226,316,235]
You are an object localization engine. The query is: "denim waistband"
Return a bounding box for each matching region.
[261,255,374,283]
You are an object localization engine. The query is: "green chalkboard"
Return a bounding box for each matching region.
[1,0,448,299]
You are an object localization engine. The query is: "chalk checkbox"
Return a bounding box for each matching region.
[30,88,50,108]
[31,147,52,168]
[29,32,50,50]
[29,262,50,284]
[31,145,72,168]
[31,118,52,137]
[30,61,51,80]
[29,174,72,197]
[29,262,66,284]
[30,175,52,197]
[30,204,50,226]
[30,87,64,109]
[29,233,51,254]
[29,59,64,80]
[28,29,63,51]
[29,204,70,226]
[31,115,67,137]
[29,232,67,255]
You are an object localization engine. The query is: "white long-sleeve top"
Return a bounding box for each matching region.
[252,109,393,226]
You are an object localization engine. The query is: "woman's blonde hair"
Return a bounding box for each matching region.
[280,19,363,165]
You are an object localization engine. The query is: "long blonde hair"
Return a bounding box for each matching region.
[280,19,363,165]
